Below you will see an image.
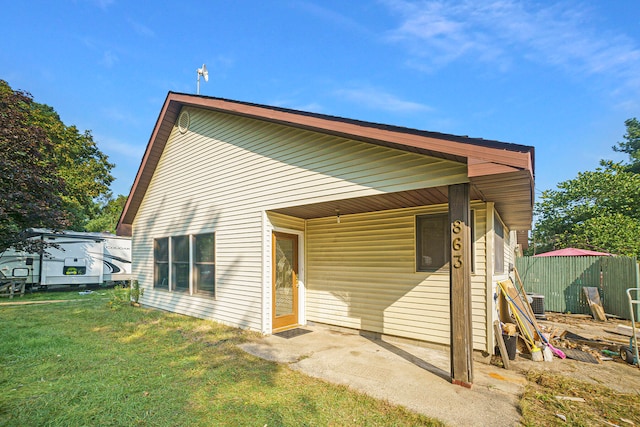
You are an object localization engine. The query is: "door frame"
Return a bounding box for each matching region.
[270,226,305,333]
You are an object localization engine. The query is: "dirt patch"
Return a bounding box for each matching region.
[507,313,640,394]
[0,299,81,306]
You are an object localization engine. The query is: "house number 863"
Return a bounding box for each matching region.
[452,220,463,269]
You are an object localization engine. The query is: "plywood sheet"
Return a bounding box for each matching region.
[583,287,607,322]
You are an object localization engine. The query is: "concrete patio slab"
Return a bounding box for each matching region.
[239,323,526,426]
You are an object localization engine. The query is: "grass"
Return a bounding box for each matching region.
[5,290,639,426]
[0,291,442,426]
[520,370,640,426]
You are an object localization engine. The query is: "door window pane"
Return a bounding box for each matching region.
[274,238,295,317]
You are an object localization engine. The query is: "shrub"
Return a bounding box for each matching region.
[108,280,143,310]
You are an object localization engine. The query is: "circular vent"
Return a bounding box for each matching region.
[178,111,190,134]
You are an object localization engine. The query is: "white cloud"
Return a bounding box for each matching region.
[382,0,640,92]
[101,50,118,67]
[101,107,139,126]
[269,97,325,114]
[293,1,373,37]
[292,102,325,113]
[90,0,114,10]
[335,86,432,113]
[128,18,155,38]
[95,134,145,160]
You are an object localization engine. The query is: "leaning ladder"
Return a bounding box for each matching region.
[627,288,640,367]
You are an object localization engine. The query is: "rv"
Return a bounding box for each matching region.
[0,229,132,289]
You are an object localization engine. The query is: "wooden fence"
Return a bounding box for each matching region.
[515,256,639,319]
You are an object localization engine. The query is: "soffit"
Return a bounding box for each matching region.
[269,181,531,231]
[470,170,534,229]
[271,187,471,219]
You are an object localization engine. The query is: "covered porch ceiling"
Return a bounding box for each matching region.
[271,186,457,219]
[270,170,533,231]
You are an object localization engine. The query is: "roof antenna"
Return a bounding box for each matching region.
[196,64,208,94]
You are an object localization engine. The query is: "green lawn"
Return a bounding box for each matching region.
[4,290,638,427]
[0,291,441,426]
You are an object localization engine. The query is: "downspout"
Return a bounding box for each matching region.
[304,218,308,326]
[261,212,267,334]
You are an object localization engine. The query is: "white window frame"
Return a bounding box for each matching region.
[153,232,216,297]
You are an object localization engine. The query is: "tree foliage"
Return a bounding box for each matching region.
[531,118,640,257]
[84,194,127,234]
[0,80,116,253]
[612,117,640,173]
[29,100,114,229]
[0,81,69,253]
[564,213,640,257]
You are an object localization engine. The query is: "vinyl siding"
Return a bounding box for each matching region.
[306,203,489,350]
[267,212,305,232]
[131,106,478,338]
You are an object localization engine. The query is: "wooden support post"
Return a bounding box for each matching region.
[449,183,473,387]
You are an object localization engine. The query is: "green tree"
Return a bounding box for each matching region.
[531,159,640,257]
[0,80,115,252]
[29,102,114,229]
[564,213,640,257]
[84,194,128,234]
[0,81,69,252]
[612,117,640,173]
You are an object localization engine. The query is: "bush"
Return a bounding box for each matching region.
[130,279,143,304]
[108,280,143,310]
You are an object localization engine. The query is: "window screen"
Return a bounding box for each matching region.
[416,213,450,271]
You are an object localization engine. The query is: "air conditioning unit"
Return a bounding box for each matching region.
[527,293,546,319]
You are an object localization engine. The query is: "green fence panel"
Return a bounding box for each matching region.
[601,256,639,319]
[516,256,601,314]
[515,256,639,319]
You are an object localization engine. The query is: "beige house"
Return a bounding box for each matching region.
[117,92,534,385]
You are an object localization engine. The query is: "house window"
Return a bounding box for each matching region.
[153,233,215,296]
[416,212,475,272]
[416,213,450,271]
[172,235,189,292]
[194,233,215,296]
[154,238,169,289]
[494,213,505,274]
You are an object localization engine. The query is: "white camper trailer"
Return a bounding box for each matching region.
[0,229,132,289]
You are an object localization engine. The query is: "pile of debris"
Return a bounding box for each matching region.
[494,277,639,368]
[551,320,639,365]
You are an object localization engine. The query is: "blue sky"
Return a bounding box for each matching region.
[1,1,638,199]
